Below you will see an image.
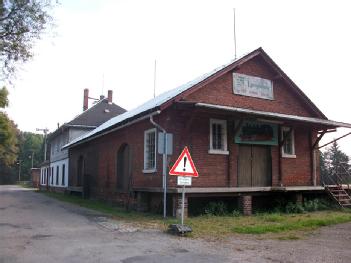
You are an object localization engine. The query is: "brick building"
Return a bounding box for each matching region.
[40,90,126,192]
[65,48,351,216]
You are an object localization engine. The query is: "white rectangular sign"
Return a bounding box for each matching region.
[233,73,274,100]
[177,176,192,186]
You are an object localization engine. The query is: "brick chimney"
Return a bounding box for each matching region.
[83,89,89,111]
[108,90,113,104]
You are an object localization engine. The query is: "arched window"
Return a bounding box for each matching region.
[77,156,84,187]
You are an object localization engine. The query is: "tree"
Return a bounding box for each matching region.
[0,86,8,106]
[0,86,18,165]
[322,141,350,184]
[17,131,43,179]
[0,0,56,80]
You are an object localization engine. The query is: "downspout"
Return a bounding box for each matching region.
[149,114,168,218]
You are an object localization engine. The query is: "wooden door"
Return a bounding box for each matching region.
[252,146,271,186]
[238,145,271,187]
[117,144,130,190]
[238,146,252,187]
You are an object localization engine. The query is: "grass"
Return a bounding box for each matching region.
[40,191,177,229]
[37,190,351,239]
[16,181,33,189]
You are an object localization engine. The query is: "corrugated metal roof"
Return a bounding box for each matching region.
[63,56,242,149]
[64,47,346,149]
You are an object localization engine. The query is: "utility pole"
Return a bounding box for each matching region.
[29,151,34,168]
[18,159,21,181]
[36,128,49,161]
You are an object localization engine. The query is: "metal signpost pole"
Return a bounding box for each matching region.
[163,131,167,218]
[181,184,185,226]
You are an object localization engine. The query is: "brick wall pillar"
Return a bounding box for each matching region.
[136,192,149,212]
[239,195,252,216]
[294,193,304,205]
[173,194,188,219]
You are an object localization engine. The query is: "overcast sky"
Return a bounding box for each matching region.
[4,0,351,155]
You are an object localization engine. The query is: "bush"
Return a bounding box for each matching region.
[284,198,332,214]
[304,199,330,212]
[204,201,228,216]
[232,209,241,217]
[285,202,305,214]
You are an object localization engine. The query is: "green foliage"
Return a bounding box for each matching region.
[17,131,44,179]
[303,199,329,212]
[285,202,305,214]
[0,112,18,165]
[204,201,228,216]
[231,214,351,234]
[38,191,351,238]
[0,87,9,107]
[0,0,56,80]
[283,199,332,214]
[321,141,350,184]
[231,209,241,217]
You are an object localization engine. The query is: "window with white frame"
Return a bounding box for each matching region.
[281,127,295,157]
[51,167,54,185]
[144,128,157,172]
[56,166,59,185]
[62,164,65,186]
[209,119,228,154]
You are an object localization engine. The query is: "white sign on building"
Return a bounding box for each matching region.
[233,73,274,100]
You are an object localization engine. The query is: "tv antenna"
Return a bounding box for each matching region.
[233,8,237,59]
[153,59,157,98]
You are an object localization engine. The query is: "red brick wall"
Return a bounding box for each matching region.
[185,56,318,118]
[69,108,320,200]
[68,55,322,204]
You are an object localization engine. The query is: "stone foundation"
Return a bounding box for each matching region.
[239,195,252,216]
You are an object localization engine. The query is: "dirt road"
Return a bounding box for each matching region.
[0,185,350,263]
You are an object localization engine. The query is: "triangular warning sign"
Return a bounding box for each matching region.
[169,146,199,177]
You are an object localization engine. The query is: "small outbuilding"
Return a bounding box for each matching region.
[65,48,351,216]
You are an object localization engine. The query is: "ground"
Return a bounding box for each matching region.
[0,185,350,263]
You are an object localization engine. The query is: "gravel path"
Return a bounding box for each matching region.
[0,185,350,263]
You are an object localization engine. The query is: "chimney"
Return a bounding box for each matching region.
[83,89,89,111]
[108,90,113,104]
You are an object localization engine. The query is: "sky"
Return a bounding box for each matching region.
[4,0,351,155]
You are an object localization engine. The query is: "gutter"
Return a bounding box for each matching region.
[195,102,351,128]
[149,114,168,219]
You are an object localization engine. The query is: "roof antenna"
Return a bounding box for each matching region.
[153,59,157,98]
[102,73,105,96]
[233,8,237,59]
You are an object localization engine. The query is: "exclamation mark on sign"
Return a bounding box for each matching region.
[183,157,187,171]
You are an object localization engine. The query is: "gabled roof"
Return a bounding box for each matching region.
[48,98,126,140]
[67,98,126,127]
[64,47,330,149]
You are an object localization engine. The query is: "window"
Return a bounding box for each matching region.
[62,164,65,186]
[209,119,229,154]
[56,166,59,185]
[281,127,296,158]
[51,167,54,184]
[143,128,157,172]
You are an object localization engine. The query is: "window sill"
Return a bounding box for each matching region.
[208,149,229,155]
[143,169,157,174]
[282,154,296,159]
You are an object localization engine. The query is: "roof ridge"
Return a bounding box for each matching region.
[63,52,251,148]
[67,98,107,124]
